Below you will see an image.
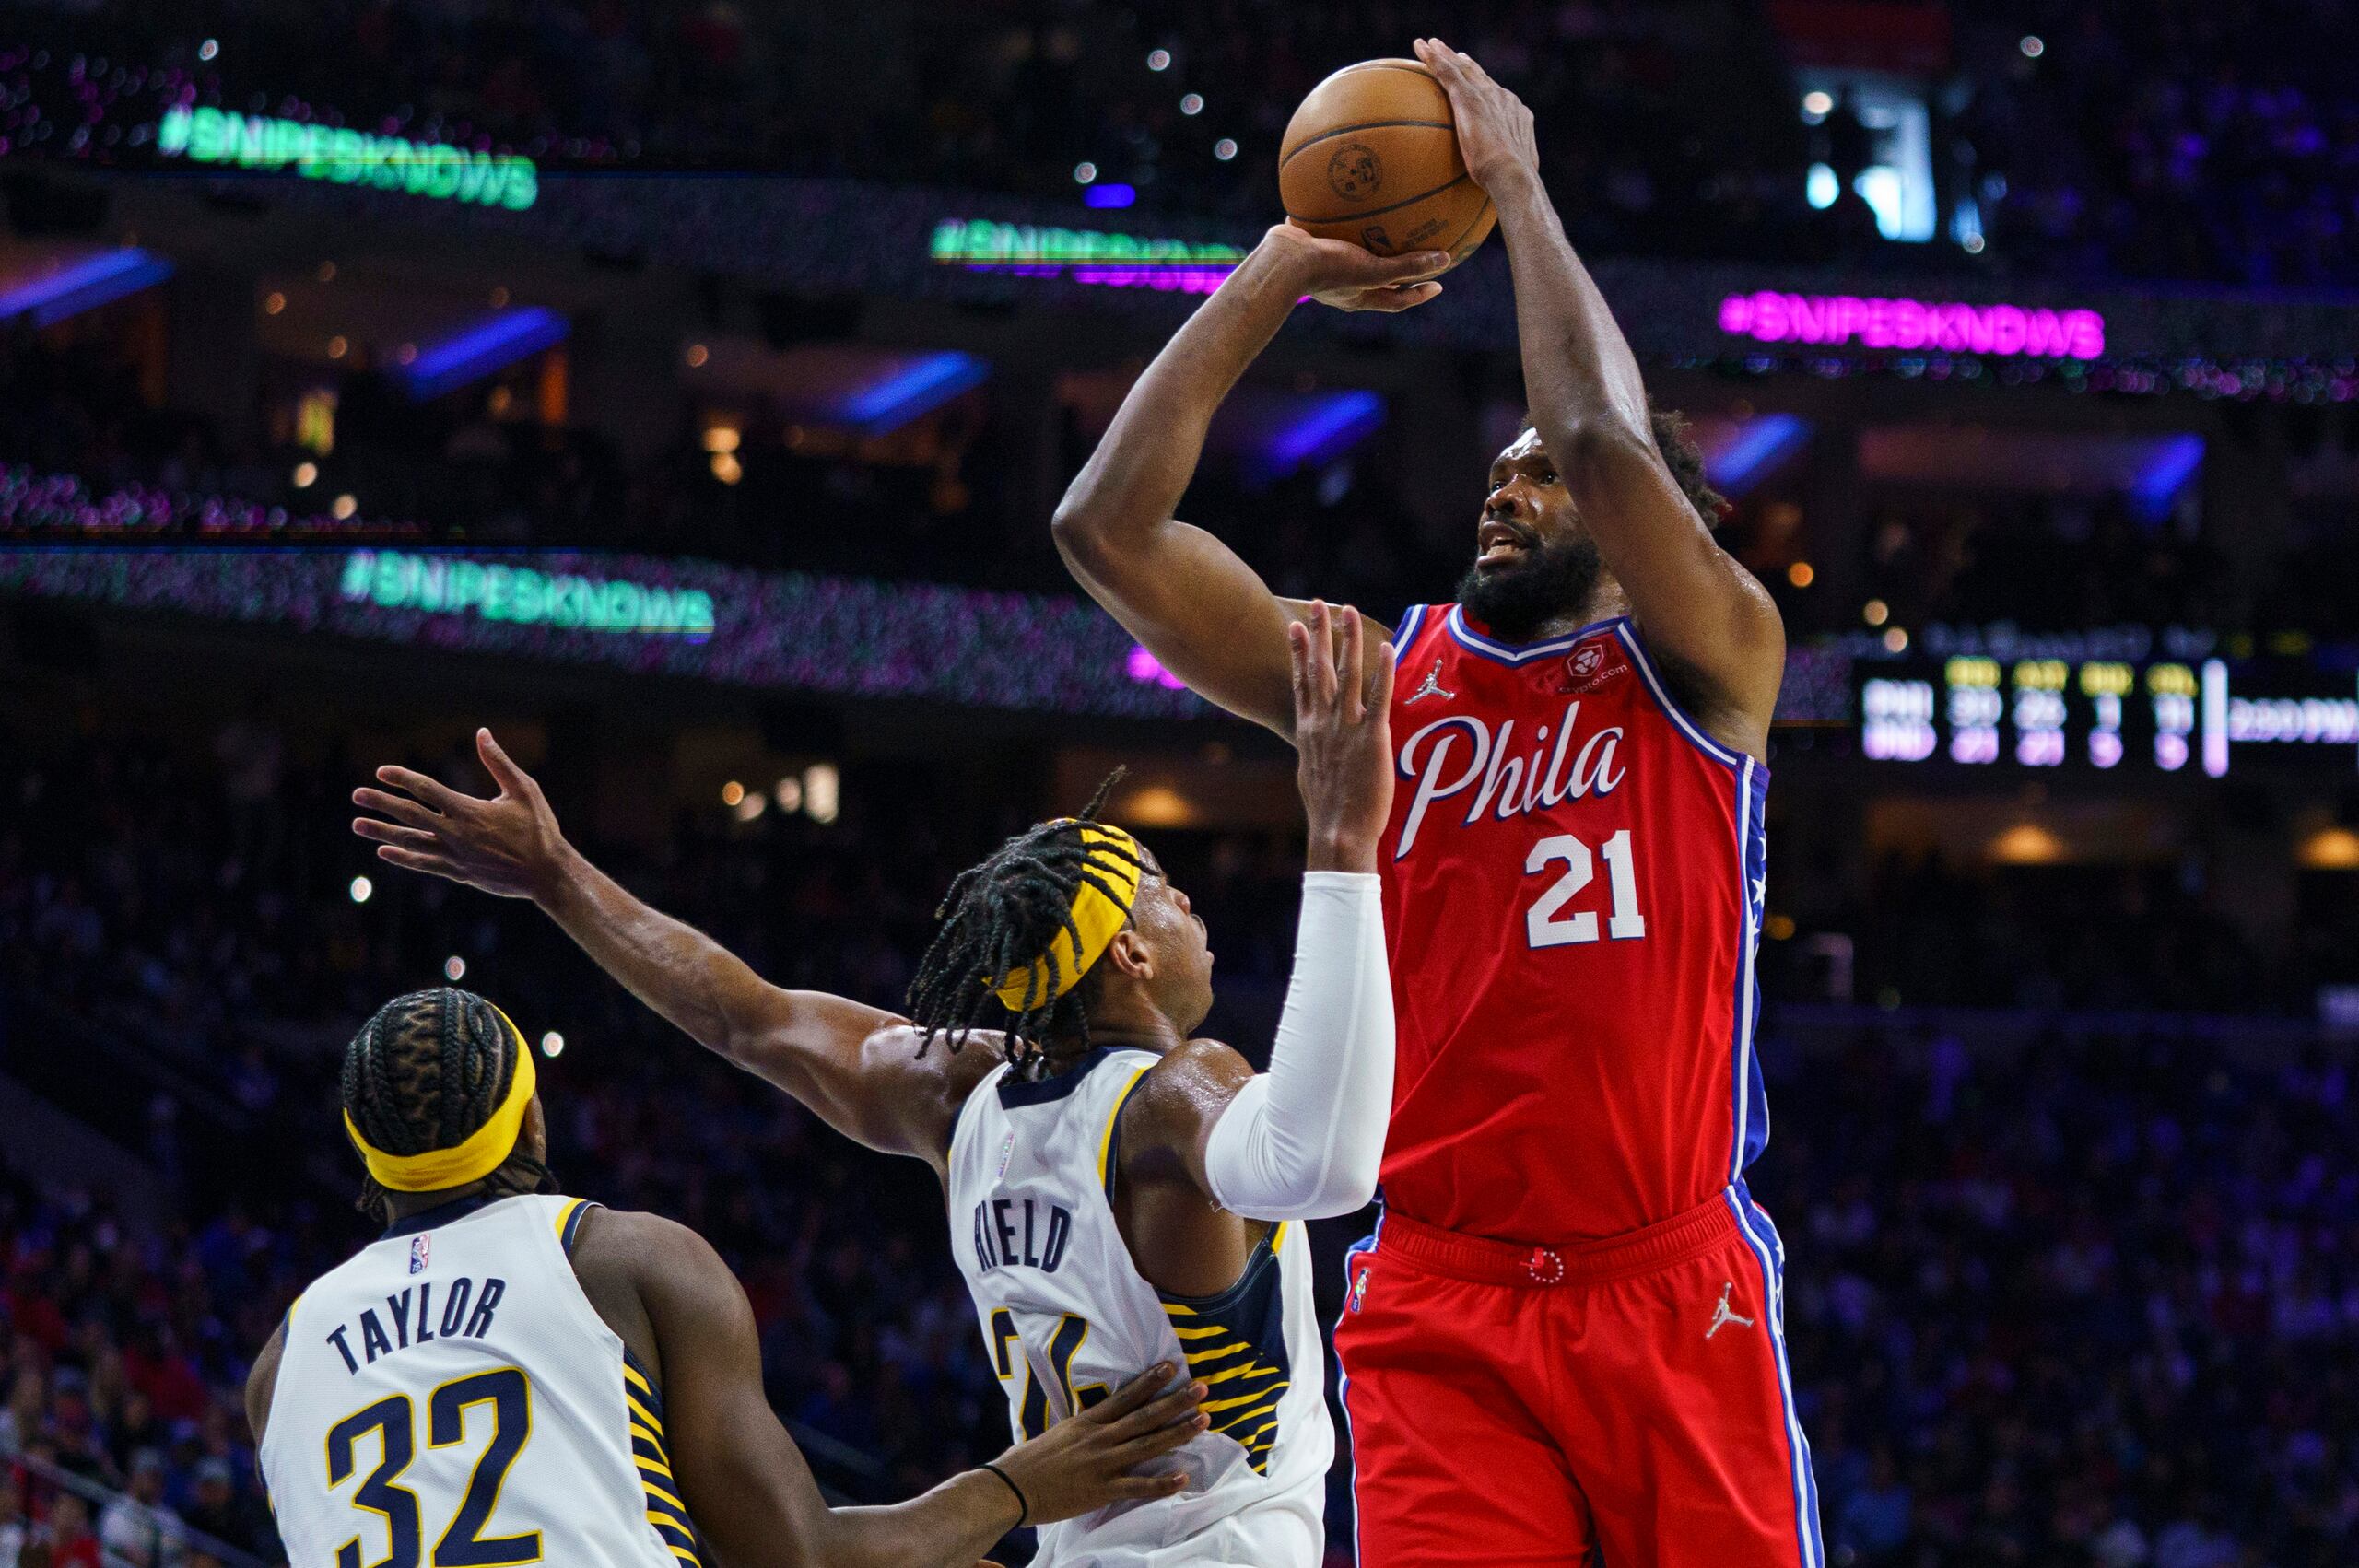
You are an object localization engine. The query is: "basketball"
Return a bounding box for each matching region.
[1278,58,1496,269]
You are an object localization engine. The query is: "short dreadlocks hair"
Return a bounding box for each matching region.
[341,987,555,1223]
[906,771,1141,1082]
[1522,405,1729,528]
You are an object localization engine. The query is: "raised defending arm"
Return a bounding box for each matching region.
[1138,603,1399,1222]
[1050,226,1441,738]
[1419,39,1786,758]
[353,729,978,1164]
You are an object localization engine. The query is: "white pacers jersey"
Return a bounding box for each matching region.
[261,1194,701,1568]
[948,1046,1330,1568]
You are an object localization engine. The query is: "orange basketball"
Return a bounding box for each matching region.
[1278,58,1496,269]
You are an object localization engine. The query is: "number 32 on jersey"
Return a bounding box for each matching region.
[1523,828,1645,948]
[324,1367,536,1568]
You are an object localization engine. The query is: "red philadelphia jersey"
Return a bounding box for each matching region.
[1376,603,1771,1246]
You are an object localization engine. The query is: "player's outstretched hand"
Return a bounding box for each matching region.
[1290,600,1396,873]
[1414,37,1539,193]
[990,1363,1208,1524]
[1260,221,1448,313]
[351,728,569,900]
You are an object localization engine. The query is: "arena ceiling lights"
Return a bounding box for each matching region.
[396,308,569,403]
[0,246,172,327]
[690,342,990,438]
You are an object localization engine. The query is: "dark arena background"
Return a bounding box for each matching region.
[0,3,2355,1565]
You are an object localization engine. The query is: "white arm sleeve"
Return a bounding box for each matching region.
[1201,870,1394,1222]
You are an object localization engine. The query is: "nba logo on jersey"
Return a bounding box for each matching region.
[408,1235,431,1274]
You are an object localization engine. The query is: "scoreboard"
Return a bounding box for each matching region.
[1856,655,2359,775]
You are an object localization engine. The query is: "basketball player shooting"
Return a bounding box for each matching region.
[351,604,1400,1567]
[1049,36,1816,1568]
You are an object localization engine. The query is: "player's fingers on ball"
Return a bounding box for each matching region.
[1370,642,1398,710]
[1377,248,1449,282]
[1287,622,1313,713]
[352,787,442,830]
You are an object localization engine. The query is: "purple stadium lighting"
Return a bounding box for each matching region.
[2130,435,2204,521]
[1257,390,1384,481]
[398,307,569,401]
[1706,415,1812,495]
[0,248,174,327]
[834,351,989,434]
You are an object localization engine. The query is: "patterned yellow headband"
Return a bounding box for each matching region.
[992,823,1145,1012]
[344,1004,538,1192]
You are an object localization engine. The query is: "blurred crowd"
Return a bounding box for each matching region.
[0,701,2351,1562]
[13,0,2359,284]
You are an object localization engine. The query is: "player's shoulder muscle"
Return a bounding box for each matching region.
[567,1205,733,1387]
[1122,1038,1255,1180]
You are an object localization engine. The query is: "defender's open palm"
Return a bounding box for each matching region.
[1290,601,1395,871]
[352,728,567,899]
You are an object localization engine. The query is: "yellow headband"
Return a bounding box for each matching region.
[992,823,1145,1012]
[345,1005,538,1192]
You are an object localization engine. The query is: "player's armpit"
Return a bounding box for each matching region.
[737,1013,1004,1170]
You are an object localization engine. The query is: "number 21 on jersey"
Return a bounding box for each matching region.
[1524,828,1645,948]
[325,1367,537,1568]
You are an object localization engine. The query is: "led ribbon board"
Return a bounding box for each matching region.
[0,542,1209,720]
[1720,291,2104,359]
[932,218,1243,295]
[155,105,537,210]
[341,550,714,637]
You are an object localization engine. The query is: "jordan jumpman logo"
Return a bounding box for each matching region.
[1705,1281,1755,1339]
[1406,660,1456,705]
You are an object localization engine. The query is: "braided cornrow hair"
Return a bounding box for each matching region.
[340,987,555,1223]
[906,770,1142,1081]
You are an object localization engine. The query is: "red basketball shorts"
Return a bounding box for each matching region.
[1332,1186,1823,1568]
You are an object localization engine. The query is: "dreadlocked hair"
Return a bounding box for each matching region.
[906,769,1141,1082]
[340,987,555,1223]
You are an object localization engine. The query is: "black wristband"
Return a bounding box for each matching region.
[980,1460,1029,1527]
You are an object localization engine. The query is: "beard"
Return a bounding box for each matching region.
[1454,534,1604,644]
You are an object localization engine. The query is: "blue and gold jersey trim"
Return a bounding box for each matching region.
[624,1348,705,1568]
[555,1198,598,1256]
[1159,1225,1290,1475]
[1098,1062,1155,1199]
